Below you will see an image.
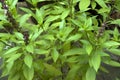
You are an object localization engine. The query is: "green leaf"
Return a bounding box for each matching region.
[95,0,107,8]
[6,61,14,74]
[35,49,49,54]
[35,8,44,25]
[113,27,119,40]
[51,48,59,62]
[46,15,60,22]
[43,63,62,76]
[23,65,34,80]
[19,14,31,27]
[86,68,96,80]
[110,19,120,26]
[24,54,33,68]
[81,40,93,55]
[6,53,22,62]
[103,41,120,48]
[14,32,24,40]
[26,44,34,53]
[65,65,80,80]
[90,54,101,71]
[4,47,20,55]
[105,60,120,67]
[79,0,90,12]
[11,0,18,9]
[31,29,43,41]
[108,49,120,56]
[91,1,96,9]
[61,9,70,20]
[67,34,82,42]
[63,48,85,57]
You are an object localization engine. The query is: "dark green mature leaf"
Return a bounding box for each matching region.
[86,68,96,80]
[24,54,33,68]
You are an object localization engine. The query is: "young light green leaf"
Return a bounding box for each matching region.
[63,48,85,57]
[19,14,31,27]
[43,63,62,76]
[65,65,80,80]
[24,54,33,68]
[79,0,90,12]
[108,49,120,56]
[31,29,43,41]
[81,40,93,55]
[23,65,34,80]
[86,68,96,80]
[26,44,34,53]
[14,32,24,40]
[52,48,59,62]
[110,19,120,26]
[6,53,22,62]
[95,0,107,8]
[34,49,49,54]
[4,47,20,55]
[90,54,101,71]
[105,60,120,67]
[61,9,70,20]
[103,41,120,48]
[35,9,44,25]
[91,1,96,9]
[11,0,18,9]
[67,34,82,42]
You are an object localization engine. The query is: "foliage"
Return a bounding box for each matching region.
[0,0,120,80]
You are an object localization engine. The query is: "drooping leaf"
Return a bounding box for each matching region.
[24,54,33,68]
[104,60,120,67]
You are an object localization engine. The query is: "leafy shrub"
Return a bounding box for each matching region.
[0,0,120,80]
